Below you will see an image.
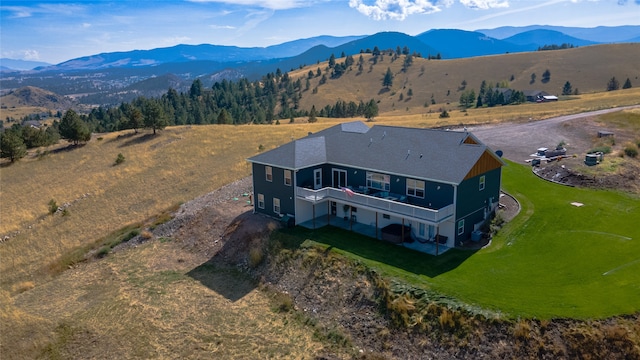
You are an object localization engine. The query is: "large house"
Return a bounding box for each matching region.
[247,121,504,254]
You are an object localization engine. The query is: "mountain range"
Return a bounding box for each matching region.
[1,25,638,106]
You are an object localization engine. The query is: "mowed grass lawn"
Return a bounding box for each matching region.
[287,161,640,319]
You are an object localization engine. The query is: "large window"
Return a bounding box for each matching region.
[257,194,265,209]
[265,166,273,182]
[273,198,280,214]
[366,172,390,191]
[406,178,425,198]
[284,169,292,186]
[457,219,465,235]
[479,175,485,191]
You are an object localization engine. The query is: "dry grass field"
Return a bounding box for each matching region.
[291,43,640,115]
[1,83,639,358]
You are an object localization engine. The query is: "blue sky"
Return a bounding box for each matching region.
[1,0,639,64]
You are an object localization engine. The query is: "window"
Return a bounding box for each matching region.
[273,198,280,214]
[265,166,273,182]
[366,172,390,191]
[257,194,265,209]
[406,178,425,198]
[383,214,390,219]
[284,169,292,186]
[457,219,465,235]
[479,175,485,191]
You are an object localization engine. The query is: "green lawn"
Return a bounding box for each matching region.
[280,161,640,319]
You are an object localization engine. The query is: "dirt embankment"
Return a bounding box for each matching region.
[154,178,639,360]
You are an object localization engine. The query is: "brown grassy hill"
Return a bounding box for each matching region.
[288,43,640,115]
[1,86,76,110]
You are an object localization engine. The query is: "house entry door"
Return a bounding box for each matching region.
[332,169,347,189]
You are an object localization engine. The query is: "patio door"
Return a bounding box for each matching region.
[332,169,347,189]
[314,169,322,190]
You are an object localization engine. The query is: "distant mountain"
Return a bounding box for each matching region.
[415,29,528,58]
[478,25,640,43]
[0,58,52,71]
[46,35,363,71]
[333,31,439,57]
[503,29,597,48]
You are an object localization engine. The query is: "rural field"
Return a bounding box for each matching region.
[1,87,640,358]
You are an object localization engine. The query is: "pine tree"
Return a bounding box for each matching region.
[0,130,27,162]
[562,81,573,95]
[606,77,620,91]
[59,109,91,145]
[308,105,318,123]
[143,101,168,134]
[383,67,394,89]
[623,78,632,89]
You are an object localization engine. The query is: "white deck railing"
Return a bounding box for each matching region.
[296,187,454,223]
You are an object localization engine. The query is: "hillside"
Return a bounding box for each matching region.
[0,86,75,110]
[1,101,639,357]
[288,43,640,115]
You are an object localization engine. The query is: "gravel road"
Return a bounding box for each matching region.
[465,105,640,162]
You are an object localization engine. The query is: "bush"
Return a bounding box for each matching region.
[249,247,264,268]
[439,109,450,118]
[623,144,638,158]
[114,153,125,165]
[48,199,58,215]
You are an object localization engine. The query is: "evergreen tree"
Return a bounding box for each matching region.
[217,109,232,124]
[143,101,168,134]
[623,78,632,89]
[562,81,573,95]
[59,109,91,145]
[363,99,378,121]
[542,69,551,83]
[606,77,620,91]
[308,105,317,123]
[383,67,394,89]
[0,130,27,162]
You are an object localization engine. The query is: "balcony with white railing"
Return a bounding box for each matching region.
[296,187,454,223]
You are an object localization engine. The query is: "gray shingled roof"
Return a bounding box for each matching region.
[248,121,502,185]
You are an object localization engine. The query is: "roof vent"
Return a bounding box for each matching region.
[382,131,386,139]
[369,138,373,147]
[405,149,410,160]
[419,153,423,159]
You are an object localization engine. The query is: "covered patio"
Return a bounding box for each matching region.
[297,214,450,256]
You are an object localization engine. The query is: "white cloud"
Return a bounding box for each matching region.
[3,6,35,18]
[209,24,237,29]
[348,0,454,20]
[186,0,310,10]
[23,50,41,60]
[458,0,509,9]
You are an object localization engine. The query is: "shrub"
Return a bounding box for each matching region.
[61,208,70,217]
[514,319,532,340]
[48,199,58,215]
[114,153,125,165]
[439,109,450,118]
[623,143,638,158]
[249,246,264,268]
[272,291,293,313]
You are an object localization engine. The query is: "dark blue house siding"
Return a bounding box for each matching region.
[296,164,455,211]
[454,167,502,241]
[252,163,295,217]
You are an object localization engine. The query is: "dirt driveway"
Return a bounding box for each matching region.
[465,105,640,162]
